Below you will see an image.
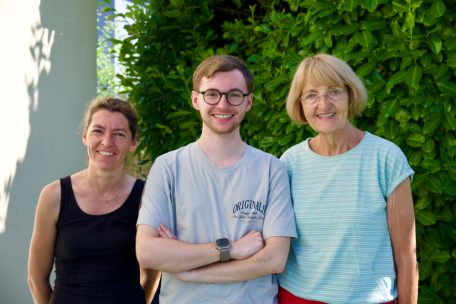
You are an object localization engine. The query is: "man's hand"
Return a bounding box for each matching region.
[230,231,264,260]
[157,224,176,240]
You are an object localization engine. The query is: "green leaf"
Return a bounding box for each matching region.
[364,0,379,12]
[444,37,456,51]
[170,0,185,6]
[400,56,413,70]
[385,70,408,92]
[429,35,442,55]
[444,111,456,130]
[422,113,442,134]
[405,11,415,35]
[359,30,374,48]
[421,139,435,154]
[405,64,422,90]
[446,52,456,68]
[382,99,400,117]
[437,206,453,222]
[414,197,430,210]
[418,260,433,281]
[416,210,437,226]
[166,110,195,119]
[163,9,181,17]
[278,133,295,146]
[430,1,446,18]
[408,150,422,167]
[356,61,377,77]
[392,1,408,13]
[444,179,456,197]
[302,31,322,46]
[421,159,441,173]
[437,81,456,97]
[430,250,451,263]
[395,108,410,123]
[331,24,358,36]
[344,0,359,11]
[362,17,388,31]
[426,175,443,194]
[406,133,425,147]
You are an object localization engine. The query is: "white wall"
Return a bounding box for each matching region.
[0,0,96,302]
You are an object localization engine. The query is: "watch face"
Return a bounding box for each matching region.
[216,238,229,248]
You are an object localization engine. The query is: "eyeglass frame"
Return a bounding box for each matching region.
[300,87,347,105]
[197,89,250,106]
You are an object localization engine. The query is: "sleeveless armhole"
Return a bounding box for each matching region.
[57,176,72,226]
[131,179,145,210]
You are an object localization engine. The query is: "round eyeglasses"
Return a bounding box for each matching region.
[198,89,249,106]
[301,88,346,105]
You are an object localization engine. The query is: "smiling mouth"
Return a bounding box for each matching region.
[213,114,234,119]
[99,151,114,156]
[317,113,335,118]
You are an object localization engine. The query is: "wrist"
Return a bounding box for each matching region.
[215,238,231,262]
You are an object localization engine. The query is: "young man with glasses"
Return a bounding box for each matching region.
[136,55,297,304]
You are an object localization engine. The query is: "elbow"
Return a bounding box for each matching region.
[27,275,36,292]
[136,240,163,270]
[267,254,288,275]
[27,273,45,299]
[28,273,39,292]
[273,258,287,274]
[136,245,154,269]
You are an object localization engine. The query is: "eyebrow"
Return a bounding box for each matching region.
[303,86,340,93]
[91,124,128,132]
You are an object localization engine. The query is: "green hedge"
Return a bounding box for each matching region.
[114,1,456,302]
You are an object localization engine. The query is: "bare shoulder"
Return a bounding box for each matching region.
[36,179,62,220]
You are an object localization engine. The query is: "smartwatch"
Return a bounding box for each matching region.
[216,238,230,262]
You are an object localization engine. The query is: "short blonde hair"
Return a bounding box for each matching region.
[286,54,368,124]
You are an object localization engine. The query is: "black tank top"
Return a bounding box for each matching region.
[50,176,146,304]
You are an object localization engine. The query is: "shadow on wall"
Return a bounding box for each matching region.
[0,19,55,304]
[0,1,94,303]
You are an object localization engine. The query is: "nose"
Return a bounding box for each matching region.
[316,95,332,107]
[217,93,231,107]
[101,133,114,146]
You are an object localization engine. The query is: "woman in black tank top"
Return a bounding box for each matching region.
[28,97,160,304]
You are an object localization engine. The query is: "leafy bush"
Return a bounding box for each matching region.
[114,0,456,302]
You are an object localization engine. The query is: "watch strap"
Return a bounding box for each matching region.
[219,247,230,262]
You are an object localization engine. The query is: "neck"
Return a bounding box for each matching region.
[310,124,364,156]
[85,166,125,194]
[197,129,246,167]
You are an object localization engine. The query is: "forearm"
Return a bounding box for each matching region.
[141,269,161,304]
[137,225,220,273]
[387,178,418,304]
[28,279,52,304]
[396,254,418,304]
[177,236,290,283]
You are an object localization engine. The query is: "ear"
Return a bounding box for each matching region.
[82,129,88,146]
[129,135,138,152]
[244,93,253,112]
[191,90,201,110]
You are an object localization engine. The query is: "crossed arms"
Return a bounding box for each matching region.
[136,223,291,283]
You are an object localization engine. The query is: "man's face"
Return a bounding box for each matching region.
[192,69,252,135]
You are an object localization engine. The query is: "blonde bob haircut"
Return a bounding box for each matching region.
[286,53,368,125]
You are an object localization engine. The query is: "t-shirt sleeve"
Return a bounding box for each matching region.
[137,156,175,231]
[262,160,297,239]
[383,143,414,198]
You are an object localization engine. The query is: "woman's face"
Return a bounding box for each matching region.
[82,109,137,171]
[301,81,350,136]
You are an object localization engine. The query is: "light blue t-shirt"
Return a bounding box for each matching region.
[278,132,413,304]
[138,142,297,304]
